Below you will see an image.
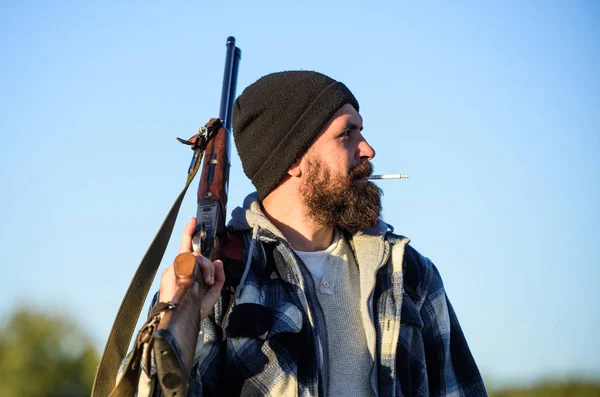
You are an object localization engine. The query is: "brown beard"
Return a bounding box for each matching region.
[300,157,382,234]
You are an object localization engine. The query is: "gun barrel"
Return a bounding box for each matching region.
[225,46,242,132]
[219,36,241,129]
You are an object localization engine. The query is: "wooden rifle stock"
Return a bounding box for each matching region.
[153,253,204,396]
[152,38,241,397]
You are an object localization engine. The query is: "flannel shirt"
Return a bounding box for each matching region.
[133,195,487,396]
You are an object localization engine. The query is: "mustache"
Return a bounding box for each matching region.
[349,161,373,179]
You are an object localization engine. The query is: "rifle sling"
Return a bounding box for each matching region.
[91,148,204,397]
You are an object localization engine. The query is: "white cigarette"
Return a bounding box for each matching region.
[367,174,409,180]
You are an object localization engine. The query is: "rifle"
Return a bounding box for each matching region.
[153,37,241,396]
[92,37,241,397]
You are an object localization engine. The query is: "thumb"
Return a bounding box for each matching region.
[179,217,197,253]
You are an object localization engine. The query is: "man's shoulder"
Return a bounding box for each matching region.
[383,233,444,306]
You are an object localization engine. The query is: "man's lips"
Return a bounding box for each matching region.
[349,161,373,179]
[352,177,369,183]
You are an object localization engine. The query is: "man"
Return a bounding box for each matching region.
[158,71,487,396]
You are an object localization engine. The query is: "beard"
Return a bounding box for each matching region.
[300,157,382,234]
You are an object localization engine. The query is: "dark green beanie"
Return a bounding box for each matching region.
[232,70,359,200]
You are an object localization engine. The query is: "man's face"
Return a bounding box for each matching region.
[298,104,382,233]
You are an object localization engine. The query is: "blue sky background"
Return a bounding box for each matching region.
[1,0,598,388]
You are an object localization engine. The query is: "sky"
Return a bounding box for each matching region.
[1,0,599,388]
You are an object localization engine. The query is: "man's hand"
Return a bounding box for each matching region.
[159,217,225,321]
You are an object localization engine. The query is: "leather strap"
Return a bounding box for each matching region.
[92,130,209,397]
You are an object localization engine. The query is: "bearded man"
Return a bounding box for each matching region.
[157,71,488,396]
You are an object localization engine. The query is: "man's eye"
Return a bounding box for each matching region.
[340,130,351,138]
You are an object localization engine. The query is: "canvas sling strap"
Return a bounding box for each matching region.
[91,121,221,397]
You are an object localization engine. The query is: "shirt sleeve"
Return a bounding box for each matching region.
[420,263,488,396]
[183,312,226,397]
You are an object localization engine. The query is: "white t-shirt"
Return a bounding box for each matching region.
[293,229,342,281]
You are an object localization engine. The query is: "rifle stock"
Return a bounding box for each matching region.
[153,253,205,396]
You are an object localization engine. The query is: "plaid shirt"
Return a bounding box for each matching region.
[178,219,487,396]
[129,196,487,396]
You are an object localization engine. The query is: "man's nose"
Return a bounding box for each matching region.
[358,139,376,161]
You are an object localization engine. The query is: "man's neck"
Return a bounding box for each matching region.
[261,191,334,252]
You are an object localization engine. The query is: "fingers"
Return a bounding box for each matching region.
[213,259,225,287]
[200,259,225,320]
[159,265,176,303]
[160,256,223,302]
[195,254,216,286]
[163,222,227,319]
[179,217,197,254]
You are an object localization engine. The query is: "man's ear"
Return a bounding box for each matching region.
[287,157,302,178]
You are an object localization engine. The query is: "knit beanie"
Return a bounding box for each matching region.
[232,71,359,200]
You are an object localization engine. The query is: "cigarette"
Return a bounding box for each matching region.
[367,174,409,180]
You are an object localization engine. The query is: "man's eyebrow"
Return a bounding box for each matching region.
[344,122,363,131]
